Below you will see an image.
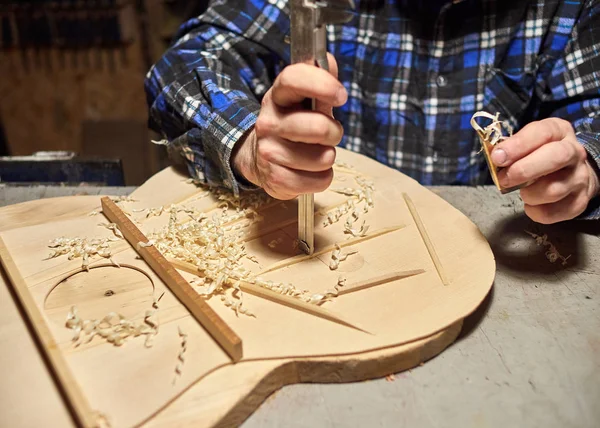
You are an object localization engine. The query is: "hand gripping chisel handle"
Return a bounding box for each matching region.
[290,0,355,255]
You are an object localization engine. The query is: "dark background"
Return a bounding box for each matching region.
[0,0,209,185]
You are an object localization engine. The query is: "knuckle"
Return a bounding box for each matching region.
[277,66,296,89]
[555,142,573,166]
[255,115,277,137]
[545,181,567,201]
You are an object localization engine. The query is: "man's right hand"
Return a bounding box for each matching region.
[231,54,347,200]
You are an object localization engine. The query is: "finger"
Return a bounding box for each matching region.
[263,163,334,199]
[497,139,583,189]
[490,118,574,167]
[519,167,584,206]
[261,110,343,146]
[271,64,347,108]
[257,137,336,172]
[524,192,589,224]
[313,53,341,116]
[326,52,339,79]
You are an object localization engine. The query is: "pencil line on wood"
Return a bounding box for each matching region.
[101,197,244,362]
[168,258,370,334]
[0,237,99,428]
[402,193,450,286]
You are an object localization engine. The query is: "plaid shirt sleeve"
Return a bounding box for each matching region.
[144,0,289,194]
[542,0,600,218]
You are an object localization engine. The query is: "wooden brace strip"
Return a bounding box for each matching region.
[337,269,426,296]
[402,194,450,286]
[101,197,243,362]
[168,258,370,334]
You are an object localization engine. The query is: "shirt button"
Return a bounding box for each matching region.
[436,75,448,87]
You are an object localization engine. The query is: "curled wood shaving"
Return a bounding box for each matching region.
[470,111,513,148]
[173,326,188,383]
[98,222,124,239]
[136,240,154,250]
[146,201,264,316]
[344,219,369,238]
[334,160,355,170]
[324,175,375,228]
[146,206,165,218]
[111,196,137,203]
[65,305,159,348]
[329,244,358,270]
[525,231,572,266]
[47,236,119,270]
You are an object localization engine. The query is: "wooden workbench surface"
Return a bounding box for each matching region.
[1,184,598,428]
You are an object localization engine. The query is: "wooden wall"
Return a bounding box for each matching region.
[0,2,163,185]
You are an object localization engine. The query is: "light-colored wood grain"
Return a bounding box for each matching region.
[257,225,405,276]
[168,258,369,333]
[337,269,426,296]
[100,197,243,362]
[0,148,495,427]
[0,237,97,428]
[402,193,450,286]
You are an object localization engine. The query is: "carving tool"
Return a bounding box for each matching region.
[101,197,244,362]
[291,0,355,255]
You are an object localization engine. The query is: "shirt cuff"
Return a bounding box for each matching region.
[576,131,600,220]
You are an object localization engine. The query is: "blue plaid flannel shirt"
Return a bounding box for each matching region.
[145,0,600,218]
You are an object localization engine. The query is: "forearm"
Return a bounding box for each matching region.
[145,0,289,194]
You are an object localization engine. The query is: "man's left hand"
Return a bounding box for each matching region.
[490,118,600,224]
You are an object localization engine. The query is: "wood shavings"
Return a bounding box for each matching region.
[47,236,118,270]
[136,241,154,250]
[88,209,101,216]
[247,255,260,264]
[111,196,137,203]
[329,244,358,270]
[525,231,572,266]
[334,160,355,170]
[323,175,375,227]
[173,326,188,384]
[146,206,165,218]
[98,222,123,239]
[145,201,263,317]
[385,374,396,382]
[93,412,111,428]
[65,304,159,348]
[344,219,369,238]
[470,111,513,148]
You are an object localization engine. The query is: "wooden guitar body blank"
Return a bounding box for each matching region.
[0,149,495,427]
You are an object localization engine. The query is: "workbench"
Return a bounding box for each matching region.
[1,184,598,428]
